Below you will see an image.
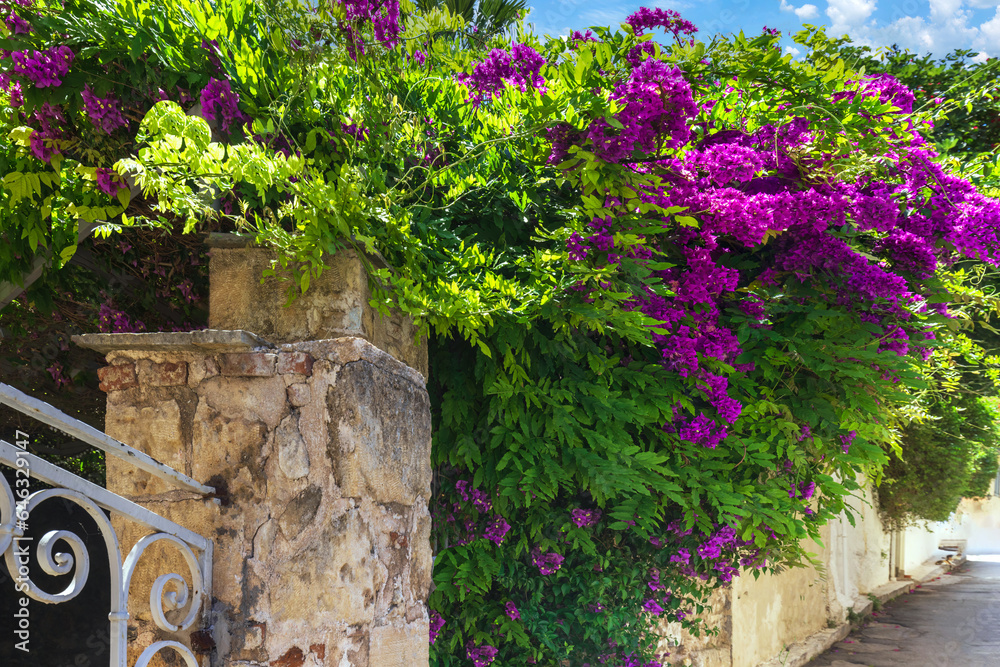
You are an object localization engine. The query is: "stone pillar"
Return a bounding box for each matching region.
[206,238,428,379]
[74,330,433,667]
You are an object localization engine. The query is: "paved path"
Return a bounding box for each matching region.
[805,556,1000,667]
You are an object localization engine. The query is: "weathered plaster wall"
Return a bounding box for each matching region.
[952,496,1000,555]
[655,531,830,667]
[729,529,829,667]
[826,482,890,620]
[663,481,899,667]
[78,331,432,667]
[664,473,994,667]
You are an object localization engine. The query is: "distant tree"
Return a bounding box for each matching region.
[878,393,1000,525]
[835,44,1000,155]
[413,0,525,36]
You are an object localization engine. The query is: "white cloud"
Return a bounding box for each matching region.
[785,45,803,56]
[929,0,964,18]
[826,0,877,30]
[980,6,1000,44]
[796,4,821,19]
[780,0,820,20]
[821,0,1000,58]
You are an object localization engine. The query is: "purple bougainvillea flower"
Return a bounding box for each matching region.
[642,598,665,615]
[571,508,601,527]
[465,641,498,667]
[531,547,564,575]
[484,516,510,545]
[429,611,445,644]
[95,167,127,198]
[455,42,547,104]
[626,6,697,39]
[200,77,247,132]
[11,46,73,87]
[82,85,128,134]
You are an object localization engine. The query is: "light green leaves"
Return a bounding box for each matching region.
[2,170,57,206]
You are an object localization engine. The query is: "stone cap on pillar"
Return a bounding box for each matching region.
[73,329,426,389]
[73,329,272,354]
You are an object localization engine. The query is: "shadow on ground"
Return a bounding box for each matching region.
[805,556,1000,667]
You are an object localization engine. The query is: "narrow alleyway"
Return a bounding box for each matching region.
[805,556,1000,667]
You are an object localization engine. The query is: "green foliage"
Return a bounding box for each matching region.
[4,5,1000,666]
[412,0,525,37]
[834,44,1000,156]
[825,37,1000,527]
[878,393,1000,526]
[846,606,861,624]
[0,226,210,487]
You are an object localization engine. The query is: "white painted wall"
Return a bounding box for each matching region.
[826,482,891,620]
[901,521,952,573]
[674,484,1000,667]
[897,494,1000,565]
[955,496,1000,554]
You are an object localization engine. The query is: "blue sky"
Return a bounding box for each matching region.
[525,0,1000,60]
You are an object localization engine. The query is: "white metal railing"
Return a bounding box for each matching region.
[0,383,213,667]
[0,383,213,495]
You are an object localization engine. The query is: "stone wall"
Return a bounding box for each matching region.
[654,587,732,667]
[75,330,432,667]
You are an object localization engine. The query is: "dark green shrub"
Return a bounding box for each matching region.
[879,394,1000,525]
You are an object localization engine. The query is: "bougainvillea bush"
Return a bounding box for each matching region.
[4,0,1000,664]
[813,37,1000,527]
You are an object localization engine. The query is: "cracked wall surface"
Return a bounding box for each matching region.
[79,333,432,667]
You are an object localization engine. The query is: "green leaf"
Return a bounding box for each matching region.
[117,186,131,209]
[59,244,77,265]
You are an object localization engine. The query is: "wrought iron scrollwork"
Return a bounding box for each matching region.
[1,489,114,605]
[0,440,212,667]
[124,532,206,634]
[134,640,201,667]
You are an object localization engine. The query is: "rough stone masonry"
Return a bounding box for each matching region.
[73,244,432,667]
